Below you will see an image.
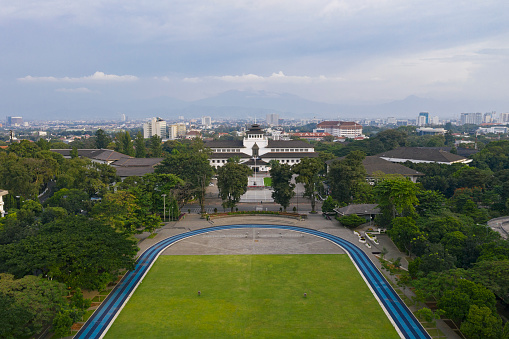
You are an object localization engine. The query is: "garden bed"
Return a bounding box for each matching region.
[208,211,306,220]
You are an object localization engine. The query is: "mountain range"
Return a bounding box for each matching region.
[14,90,509,121]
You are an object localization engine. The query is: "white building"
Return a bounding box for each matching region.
[143,117,167,139]
[202,116,212,128]
[266,113,279,126]
[499,113,509,123]
[477,126,508,134]
[417,112,429,126]
[460,113,483,125]
[0,190,8,218]
[316,121,363,138]
[206,124,318,171]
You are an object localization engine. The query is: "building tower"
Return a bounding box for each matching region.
[266,113,279,126]
[417,112,429,126]
[143,117,167,139]
[202,116,212,128]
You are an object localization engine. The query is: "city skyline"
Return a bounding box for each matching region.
[1,1,509,120]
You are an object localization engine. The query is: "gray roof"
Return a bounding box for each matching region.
[267,140,314,148]
[115,166,156,177]
[209,152,251,159]
[261,152,320,159]
[375,147,469,163]
[205,140,245,148]
[112,158,163,167]
[327,156,423,177]
[51,149,132,161]
[335,204,380,216]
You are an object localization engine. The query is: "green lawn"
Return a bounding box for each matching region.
[263,177,272,187]
[105,255,398,338]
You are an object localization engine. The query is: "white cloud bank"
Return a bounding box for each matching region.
[55,87,93,93]
[19,71,138,83]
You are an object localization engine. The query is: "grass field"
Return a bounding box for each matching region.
[105,255,398,338]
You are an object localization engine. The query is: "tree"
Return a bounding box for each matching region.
[217,161,251,212]
[155,139,214,214]
[269,161,295,212]
[373,176,420,227]
[322,195,339,213]
[149,135,163,157]
[416,190,446,217]
[338,214,366,228]
[389,217,426,255]
[417,243,456,275]
[327,151,367,204]
[468,260,509,304]
[93,191,147,234]
[114,131,134,156]
[0,274,68,338]
[437,279,496,323]
[460,305,503,339]
[0,216,138,290]
[70,146,79,159]
[94,129,110,149]
[293,157,324,213]
[134,131,146,158]
[46,188,89,215]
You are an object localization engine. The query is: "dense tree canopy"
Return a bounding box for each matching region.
[0,216,137,290]
[217,161,251,212]
[155,139,214,213]
[269,161,295,212]
[293,157,324,213]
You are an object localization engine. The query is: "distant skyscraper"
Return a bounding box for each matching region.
[143,117,167,139]
[266,113,279,126]
[499,113,509,123]
[483,111,496,123]
[417,112,429,126]
[201,116,212,127]
[121,113,126,122]
[386,117,397,124]
[460,113,483,125]
[431,116,440,125]
[6,116,23,126]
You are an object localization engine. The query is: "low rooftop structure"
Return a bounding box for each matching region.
[376,147,472,165]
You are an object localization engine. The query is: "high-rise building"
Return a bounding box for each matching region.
[499,113,509,123]
[483,112,496,123]
[417,112,429,126]
[176,123,187,138]
[6,116,23,126]
[143,117,167,139]
[431,116,440,125]
[168,124,178,140]
[460,113,483,125]
[266,113,279,126]
[202,116,212,127]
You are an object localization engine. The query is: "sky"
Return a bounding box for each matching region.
[1,1,509,120]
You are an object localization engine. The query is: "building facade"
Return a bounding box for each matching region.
[316,121,363,138]
[266,113,279,126]
[143,117,167,139]
[460,113,483,125]
[206,124,318,171]
[417,112,429,126]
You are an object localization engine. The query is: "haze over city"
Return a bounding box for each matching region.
[2,1,509,120]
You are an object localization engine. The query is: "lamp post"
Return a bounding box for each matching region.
[161,194,167,222]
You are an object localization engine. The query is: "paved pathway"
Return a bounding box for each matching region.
[75,218,430,339]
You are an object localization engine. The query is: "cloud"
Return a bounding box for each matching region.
[183,72,344,84]
[55,87,93,93]
[18,71,138,83]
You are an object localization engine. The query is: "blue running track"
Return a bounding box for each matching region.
[75,224,430,339]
